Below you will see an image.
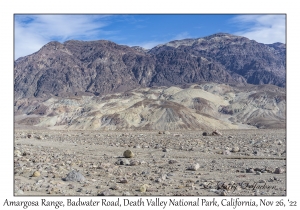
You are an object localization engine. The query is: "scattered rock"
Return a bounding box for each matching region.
[48,187,60,194]
[223,150,231,155]
[119,179,128,184]
[154,144,161,149]
[109,185,119,190]
[63,170,85,182]
[246,168,255,173]
[160,174,167,180]
[140,184,148,192]
[231,147,240,152]
[212,130,222,136]
[97,190,111,196]
[168,160,177,164]
[253,150,262,156]
[162,148,170,152]
[274,167,285,174]
[187,163,200,171]
[202,132,208,136]
[209,189,220,194]
[264,167,274,173]
[220,190,227,196]
[14,150,22,157]
[116,159,130,165]
[13,129,286,196]
[22,151,30,156]
[129,160,140,166]
[123,191,131,196]
[35,135,43,140]
[254,168,263,172]
[123,150,134,158]
[141,171,150,176]
[217,182,230,190]
[15,190,24,195]
[32,171,40,177]
[155,178,162,183]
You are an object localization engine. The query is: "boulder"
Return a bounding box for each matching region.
[123,150,134,158]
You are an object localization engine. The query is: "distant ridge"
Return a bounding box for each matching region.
[14,33,285,99]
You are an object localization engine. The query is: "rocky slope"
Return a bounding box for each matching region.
[14,83,286,130]
[14,33,285,99]
[149,33,285,87]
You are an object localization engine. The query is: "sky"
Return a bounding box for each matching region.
[14,14,286,60]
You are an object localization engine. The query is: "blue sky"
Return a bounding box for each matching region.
[14,14,286,59]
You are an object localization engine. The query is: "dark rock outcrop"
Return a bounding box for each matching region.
[14,33,285,99]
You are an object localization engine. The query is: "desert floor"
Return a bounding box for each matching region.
[14,129,286,196]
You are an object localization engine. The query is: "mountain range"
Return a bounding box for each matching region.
[14,33,286,99]
[14,33,286,130]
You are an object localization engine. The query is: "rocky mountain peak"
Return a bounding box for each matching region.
[14,33,285,99]
[131,46,149,53]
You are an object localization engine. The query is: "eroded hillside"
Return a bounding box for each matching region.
[14,83,285,130]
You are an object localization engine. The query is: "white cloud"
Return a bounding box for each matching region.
[231,15,286,44]
[139,41,166,49]
[125,40,164,49]
[15,21,48,59]
[173,32,190,40]
[14,15,111,59]
[128,32,192,50]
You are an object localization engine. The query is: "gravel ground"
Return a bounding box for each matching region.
[14,129,286,196]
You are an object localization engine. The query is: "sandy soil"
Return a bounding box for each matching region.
[14,129,286,196]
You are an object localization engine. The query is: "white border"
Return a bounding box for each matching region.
[1,0,298,209]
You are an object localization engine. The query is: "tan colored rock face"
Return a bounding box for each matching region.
[14,83,285,131]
